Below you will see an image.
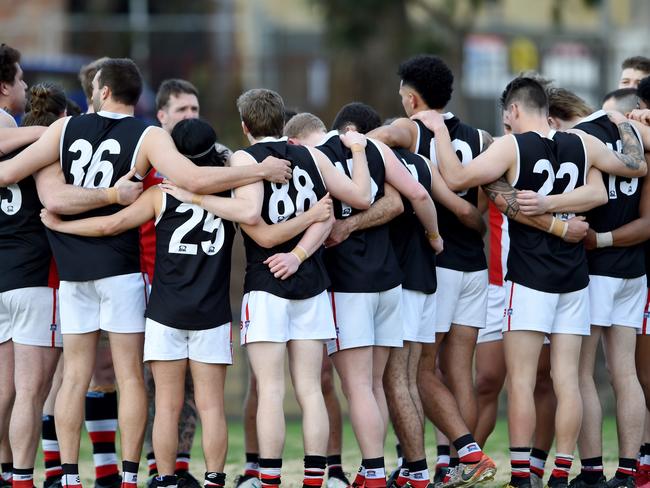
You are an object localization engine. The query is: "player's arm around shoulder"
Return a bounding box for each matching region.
[367,117,417,151]
[0,117,66,186]
[572,124,646,178]
[313,146,371,210]
[0,126,46,156]
[40,185,159,237]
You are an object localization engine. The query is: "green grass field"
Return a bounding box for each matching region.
[31,417,621,488]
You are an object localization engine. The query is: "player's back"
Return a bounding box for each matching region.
[507,130,588,293]
[317,131,402,293]
[576,110,644,278]
[146,190,235,329]
[413,115,486,271]
[47,111,151,282]
[241,137,329,300]
[0,146,55,292]
[389,147,436,294]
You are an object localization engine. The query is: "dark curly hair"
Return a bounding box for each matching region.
[638,76,650,107]
[500,77,548,113]
[331,102,382,134]
[398,55,453,109]
[0,43,21,85]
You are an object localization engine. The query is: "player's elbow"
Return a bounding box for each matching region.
[349,195,372,210]
[592,185,608,208]
[101,218,125,236]
[240,209,261,227]
[40,194,66,214]
[446,177,467,193]
[405,185,430,210]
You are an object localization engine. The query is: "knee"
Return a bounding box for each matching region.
[475,370,504,398]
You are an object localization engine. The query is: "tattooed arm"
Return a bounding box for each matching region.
[482,176,589,243]
[571,123,646,178]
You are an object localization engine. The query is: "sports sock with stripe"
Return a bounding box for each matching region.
[303,455,326,488]
[146,453,158,478]
[121,461,138,488]
[326,455,345,481]
[580,456,603,484]
[175,453,190,475]
[42,415,63,484]
[435,445,450,474]
[85,391,119,486]
[615,458,636,480]
[453,435,482,464]
[61,464,82,488]
[395,466,409,487]
[363,458,386,488]
[529,448,547,479]
[244,453,260,478]
[407,459,430,488]
[352,463,366,488]
[509,447,531,486]
[12,468,33,488]
[259,458,281,488]
[548,453,573,485]
[640,444,650,472]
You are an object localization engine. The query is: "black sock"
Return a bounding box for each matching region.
[204,472,226,487]
[580,457,603,484]
[155,475,178,488]
[327,455,345,480]
[615,458,636,479]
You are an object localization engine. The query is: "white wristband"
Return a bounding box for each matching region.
[596,231,613,248]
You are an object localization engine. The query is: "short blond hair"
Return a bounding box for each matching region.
[283,112,326,139]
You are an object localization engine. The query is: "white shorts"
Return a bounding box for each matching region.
[240,290,335,345]
[59,272,148,334]
[327,285,403,354]
[0,287,61,347]
[401,289,436,343]
[144,319,232,364]
[435,267,488,333]
[503,281,590,335]
[477,284,506,344]
[589,275,647,329]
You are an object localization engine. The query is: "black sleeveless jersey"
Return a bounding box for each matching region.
[0,147,52,292]
[317,132,402,293]
[389,148,437,293]
[575,110,645,279]
[506,131,589,293]
[145,192,235,330]
[414,115,486,271]
[241,137,329,299]
[47,112,150,281]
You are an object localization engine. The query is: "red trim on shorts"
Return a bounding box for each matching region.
[643,288,650,334]
[488,201,504,286]
[141,272,149,306]
[51,288,57,347]
[244,302,250,345]
[330,291,340,352]
[507,282,515,331]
